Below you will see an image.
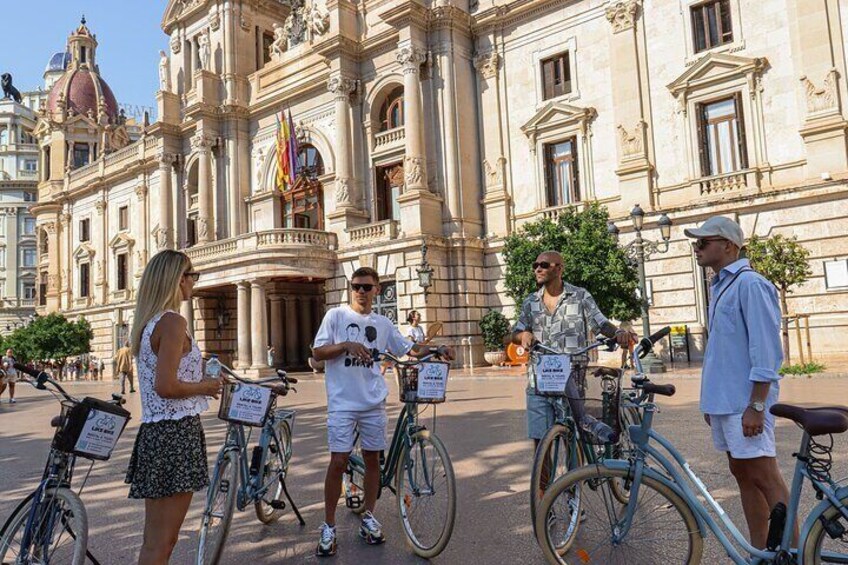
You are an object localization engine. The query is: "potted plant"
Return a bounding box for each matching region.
[479,309,511,366]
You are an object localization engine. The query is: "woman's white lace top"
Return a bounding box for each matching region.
[138,310,208,424]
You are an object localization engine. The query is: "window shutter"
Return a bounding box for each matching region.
[571,139,581,202]
[542,60,554,100]
[563,52,572,95]
[696,104,710,176]
[734,92,749,169]
[543,145,555,206]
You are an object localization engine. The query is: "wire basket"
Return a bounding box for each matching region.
[52,397,131,461]
[568,367,623,446]
[218,381,276,427]
[398,361,450,404]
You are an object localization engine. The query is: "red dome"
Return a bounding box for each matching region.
[46,68,119,120]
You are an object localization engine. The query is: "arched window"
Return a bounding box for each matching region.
[0,128,8,146]
[297,144,325,179]
[379,87,404,132]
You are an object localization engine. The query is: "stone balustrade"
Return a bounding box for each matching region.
[185,228,338,267]
[699,170,750,195]
[189,193,199,209]
[347,220,398,243]
[374,126,405,150]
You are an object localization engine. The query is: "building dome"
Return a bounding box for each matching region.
[46,68,119,120]
[45,52,70,74]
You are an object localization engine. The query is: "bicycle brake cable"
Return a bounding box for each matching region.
[76,460,95,496]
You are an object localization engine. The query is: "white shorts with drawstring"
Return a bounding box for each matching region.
[709,412,776,459]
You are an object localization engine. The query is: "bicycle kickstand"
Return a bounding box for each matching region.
[281,477,305,526]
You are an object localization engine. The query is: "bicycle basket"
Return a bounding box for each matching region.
[398,361,449,404]
[566,367,623,446]
[218,381,275,427]
[52,397,131,461]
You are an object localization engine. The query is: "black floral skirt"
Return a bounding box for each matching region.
[125,414,209,499]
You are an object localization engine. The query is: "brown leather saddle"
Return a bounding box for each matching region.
[771,404,848,436]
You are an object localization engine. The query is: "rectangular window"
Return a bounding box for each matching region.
[79,218,90,242]
[80,263,90,298]
[72,145,90,169]
[691,0,733,53]
[544,138,580,206]
[376,165,403,222]
[697,95,748,176]
[23,218,36,235]
[22,249,36,267]
[23,191,36,202]
[119,206,129,231]
[117,253,128,291]
[23,283,36,300]
[541,52,572,101]
[24,160,37,172]
[262,31,275,65]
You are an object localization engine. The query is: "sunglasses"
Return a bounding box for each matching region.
[183,271,200,282]
[532,261,560,271]
[691,238,726,250]
[351,283,375,293]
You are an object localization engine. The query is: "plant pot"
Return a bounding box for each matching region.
[483,351,506,367]
[308,357,325,373]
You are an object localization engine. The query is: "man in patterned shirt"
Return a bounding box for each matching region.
[511,251,632,447]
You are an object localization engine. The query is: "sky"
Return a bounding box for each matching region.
[1,1,168,116]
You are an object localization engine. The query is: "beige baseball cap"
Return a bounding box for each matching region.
[683,216,745,248]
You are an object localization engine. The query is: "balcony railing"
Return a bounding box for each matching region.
[185,228,337,266]
[348,220,399,243]
[374,126,405,150]
[17,170,38,179]
[189,193,199,210]
[699,170,750,195]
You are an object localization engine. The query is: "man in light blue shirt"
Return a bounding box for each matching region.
[685,216,789,549]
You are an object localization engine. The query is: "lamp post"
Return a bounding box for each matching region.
[608,204,673,373]
[416,242,434,301]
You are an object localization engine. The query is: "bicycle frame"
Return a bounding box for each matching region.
[611,399,848,564]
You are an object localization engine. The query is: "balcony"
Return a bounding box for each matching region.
[189,193,199,210]
[184,228,338,285]
[373,127,405,153]
[698,170,753,196]
[17,170,38,180]
[347,220,399,244]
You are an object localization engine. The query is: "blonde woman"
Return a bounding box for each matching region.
[125,250,222,565]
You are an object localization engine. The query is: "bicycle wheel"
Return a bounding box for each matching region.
[530,423,584,540]
[255,420,292,524]
[395,430,456,558]
[535,465,703,564]
[801,493,848,564]
[343,436,368,515]
[197,449,238,565]
[0,487,88,565]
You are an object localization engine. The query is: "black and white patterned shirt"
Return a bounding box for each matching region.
[513,283,610,383]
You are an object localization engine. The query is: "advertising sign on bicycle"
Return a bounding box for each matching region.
[227,384,273,426]
[417,362,450,401]
[74,409,127,459]
[534,354,572,394]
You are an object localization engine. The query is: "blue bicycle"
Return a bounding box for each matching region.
[535,327,848,564]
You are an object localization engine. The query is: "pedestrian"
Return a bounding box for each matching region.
[0,349,19,404]
[98,357,105,381]
[311,267,453,557]
[116,341,136,394]
[685,216,790,548]
[406,310,427,345]
[124,250,222,565]
[91,359,99,381]
[509,251,632,498]
[619,321,637,369]
[267,345,275,367]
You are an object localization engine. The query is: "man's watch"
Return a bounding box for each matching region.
[748,401,765,413]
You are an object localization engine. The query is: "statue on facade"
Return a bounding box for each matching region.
[269,22,287,61]
[1,74,22,103]
[158,50,172,92]
[198,29,211,71]
[306,1,330,37]
[284,0,307,48]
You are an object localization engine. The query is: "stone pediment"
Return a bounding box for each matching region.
[73,243,96,260]
[162,0,211,31]
[521,102,597,141]
[667,53,768,97]
[109,232,135,250]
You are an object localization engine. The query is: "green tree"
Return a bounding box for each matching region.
[479,310,511,352]
[502,203,640,321]
[746,234,812,363]
[4,313,93,367]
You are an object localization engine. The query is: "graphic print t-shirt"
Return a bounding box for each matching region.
[314,305,414,412]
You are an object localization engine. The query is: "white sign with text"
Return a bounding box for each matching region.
[535,354,572,394]
[417,362,449,400]
[74,409,126,458]
[228,384,273,425]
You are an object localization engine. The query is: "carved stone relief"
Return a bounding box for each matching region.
[605,0,640,34]
[801,69,839,115]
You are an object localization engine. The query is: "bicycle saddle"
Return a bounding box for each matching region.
[592,367,621,378]
[770,404,848,436]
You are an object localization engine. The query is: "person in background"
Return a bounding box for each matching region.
[619,321,637,370]
[125,250,222,565]
[406,310,426,345]
[116,341,136,394]
[0,349,19,404]
[267,345,275,367]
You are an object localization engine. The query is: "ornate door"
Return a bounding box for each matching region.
[374,281,398,324]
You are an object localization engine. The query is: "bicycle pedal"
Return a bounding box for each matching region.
[269,500,286,510]
[346,495,363,509]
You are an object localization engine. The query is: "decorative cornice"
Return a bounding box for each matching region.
[605,0,640,34]
[474,50,501,80]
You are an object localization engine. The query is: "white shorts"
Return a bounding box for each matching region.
[709,412,776,459]
[327,404,388,453]
[0,372,18,384]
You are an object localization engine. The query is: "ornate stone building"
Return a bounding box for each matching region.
[34,1,848,376]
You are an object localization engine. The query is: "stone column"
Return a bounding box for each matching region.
[43,219,60,310]
[94,199,107,303]
[284,297,300,367]
[226,120,241,238]
[250,280,269,369]
[60,213,71,310]
[3,208,18,300]
[298,297,313,363]
[269,296,283,367]
[181,298,195,335]
[156,153,175,250]
[236,281,251,369]
[327,76,358,209]
[398,44,429,193]
[605,0,654,211]
[193,133,214,243]
[134,182,148,280]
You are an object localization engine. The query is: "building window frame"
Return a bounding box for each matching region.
[116,253,128,291]
[79,218,90,242]
[682,0,745,63]
[23,217,36,236]
[691,0,733,53]
[379,87,405,132]
[543,137,580,207]
[696,94,748,177]
[533,36,580,108]
[79,262,91,298]
[22,248,37,268]
[541,52,572,101]
[22,282,36,301]
[118,205,129,231]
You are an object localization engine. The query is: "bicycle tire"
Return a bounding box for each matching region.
[344,436,368,515]
[535,464,703,564]
[197,449,238,565]
[530,423,584,541]
[0,486,88,565]
[395,430,456,559]
[801,493,848,564]
[255,420,292,524]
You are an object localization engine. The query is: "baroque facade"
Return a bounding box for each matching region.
[34,0,848,376]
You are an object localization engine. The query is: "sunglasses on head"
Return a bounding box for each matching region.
[532,261,559,271]
[691,237,726,250]
[183,271,200,282]
[351,283,375,293]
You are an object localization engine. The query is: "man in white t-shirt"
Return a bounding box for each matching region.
[312,267,452,557]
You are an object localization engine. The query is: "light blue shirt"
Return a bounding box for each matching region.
[701,259,783,415]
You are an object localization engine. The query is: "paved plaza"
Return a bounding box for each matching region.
[1,369,847,564]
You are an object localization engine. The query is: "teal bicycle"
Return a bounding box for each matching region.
[196,364,304,565]
[536,326,848,564]
[342,349,456,559]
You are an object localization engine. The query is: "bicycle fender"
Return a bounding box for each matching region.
[796,484,848,565]
[599,459,709,539]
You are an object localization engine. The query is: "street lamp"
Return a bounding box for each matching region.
[609,204,673,373]
[416,242,434,301]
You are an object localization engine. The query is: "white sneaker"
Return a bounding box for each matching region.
[316,522,337,557]
[359,511,385,545]
[9,398,16,404]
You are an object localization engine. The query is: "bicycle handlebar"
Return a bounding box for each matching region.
[376,346,448,366]
[13,362,126,406]
[530,336,618,357]
[218,362,297,394]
